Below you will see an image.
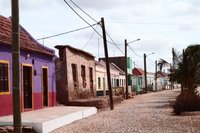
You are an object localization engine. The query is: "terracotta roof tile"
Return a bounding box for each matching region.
[0,15,54,56]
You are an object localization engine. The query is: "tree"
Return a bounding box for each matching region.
[157,58,169,71]
[170,45,200,92]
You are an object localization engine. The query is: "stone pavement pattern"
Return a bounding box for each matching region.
[52,89,200,133]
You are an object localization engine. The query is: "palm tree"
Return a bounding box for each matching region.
[170,45,200,92]
[157,59,169,71]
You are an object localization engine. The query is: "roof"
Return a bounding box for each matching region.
[96,60,125,75]
[111,63,125,75]
[0,15,54,56]
[132,67,144,76]
[156,71,168,78]
[55,45,95,59]
[99,56,126,71]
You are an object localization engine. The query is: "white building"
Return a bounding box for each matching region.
[95,60,125,96]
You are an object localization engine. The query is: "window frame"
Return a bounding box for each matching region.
[0,60,10,95]
[98,77,101,89]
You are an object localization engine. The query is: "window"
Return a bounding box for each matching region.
[0,61,10,93]
[81,65,86,88]
[111,78,114,87]
[71,64,78,89]
[138,77,143,85]
[116,79,119,87]
[98,77,101,89]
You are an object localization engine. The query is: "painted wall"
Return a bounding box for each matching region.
[95,61,125,96]
[0,45,56,116]
[65,48,96,100]
[56,47,96,103]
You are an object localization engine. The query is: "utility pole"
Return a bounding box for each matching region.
[155,60,157,91]
[144,53,147,93]
[101,17,113,110]
[12,0,22,132]
[125,39,128,99]
[98,38,100,60]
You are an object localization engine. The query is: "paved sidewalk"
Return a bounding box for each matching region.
[0,106,97,133]
[52,89,200,133]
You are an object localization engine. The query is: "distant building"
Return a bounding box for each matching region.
[99,56,133,93]
[147,72,155,91]
[0,15,56,116]
[55,45,96,104]
[132,67,156,93]
[95,60,125,96]
[156,71,170,90]
[132,67,144,94]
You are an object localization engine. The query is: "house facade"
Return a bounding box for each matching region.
[132,67,144,94]
[147,72,155,91]
[55,45,96,104]
[0,15,56,116]
[156,71,170,90]
[95,60,125,96]
[99,56,133,93]
[132,67,157,93]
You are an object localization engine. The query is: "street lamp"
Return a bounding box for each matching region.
[125,38,140,99]
[144,52,154,93]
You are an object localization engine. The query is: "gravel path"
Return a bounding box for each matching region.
[51,89,200,133]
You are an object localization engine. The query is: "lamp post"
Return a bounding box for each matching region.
[125,38,140,99]
[144,52,154,93]
[155,60,157,91]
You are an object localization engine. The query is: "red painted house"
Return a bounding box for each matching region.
[0,15,56,116]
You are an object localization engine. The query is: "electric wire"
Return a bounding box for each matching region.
[105,32,125,55]
[147,56,155,64]
[36,23,97,40]
[81,25,98,49]
[69,0,123,46]
[69,0,98,23]
[64,0,102,37]
[128,45,143,58]
[66,25,98,59]
[64,0,125,55]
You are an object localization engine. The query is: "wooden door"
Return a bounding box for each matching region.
[42,67,48,107]
[23,65,32,109]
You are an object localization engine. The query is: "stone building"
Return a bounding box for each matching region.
[55,45,96,104]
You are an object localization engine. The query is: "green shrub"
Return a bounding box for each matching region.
[172,90,200,115]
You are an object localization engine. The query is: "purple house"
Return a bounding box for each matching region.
[0,15,56,116]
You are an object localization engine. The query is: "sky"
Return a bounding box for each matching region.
[1,0,200,72]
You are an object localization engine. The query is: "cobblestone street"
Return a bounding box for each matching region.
[52,89,200,133]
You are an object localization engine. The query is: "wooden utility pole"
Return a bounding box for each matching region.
[155,60,157,91]
[12,0,22,132]
[144,53,147,93]
[101,17,113,110]
[125,39,128,99]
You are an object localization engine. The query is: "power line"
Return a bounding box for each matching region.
[69,0,98,23]
[64,0,102,37]
[64,0,124,55]
[81,25,98,49]
[128,45,143,58]
[36,23,97,40]
[105,32,124,55]
[63,25,98,60]
[147,56,155,64]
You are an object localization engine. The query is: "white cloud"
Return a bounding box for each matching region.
[1,0,200,70]
[19,0,53,12]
